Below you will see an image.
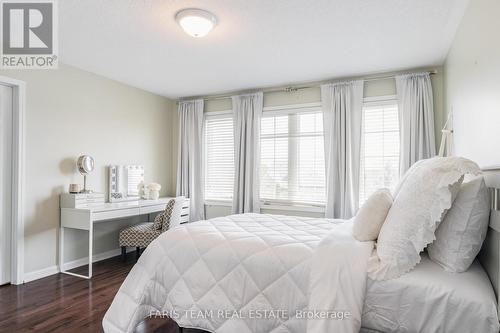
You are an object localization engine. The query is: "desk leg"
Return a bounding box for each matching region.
[59,226,64,272]
[88,223,93,278]
[59,226,93,280]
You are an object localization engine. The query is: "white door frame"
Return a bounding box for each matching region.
[0,75,25,285]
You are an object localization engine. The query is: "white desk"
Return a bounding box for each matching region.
[60,197,175,279]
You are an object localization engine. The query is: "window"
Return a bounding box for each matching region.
[359,101,400,204]
[204,114,234,201]
[260,109,325,205]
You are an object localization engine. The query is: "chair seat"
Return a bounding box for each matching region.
[119,222,161,248]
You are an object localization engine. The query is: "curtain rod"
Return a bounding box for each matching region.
[178,70,437,103]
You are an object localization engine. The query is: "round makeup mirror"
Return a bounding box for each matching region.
[77,155,95,193]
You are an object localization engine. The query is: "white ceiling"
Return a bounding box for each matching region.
[59,0,469,99]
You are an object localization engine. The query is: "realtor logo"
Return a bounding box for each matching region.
[1,0,58,69]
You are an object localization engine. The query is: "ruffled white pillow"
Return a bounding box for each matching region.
[353,189,393,241]
[391,159,426,198]
[428,176,490,272]
[368,157,480,280]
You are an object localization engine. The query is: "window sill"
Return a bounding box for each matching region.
[204,200,325,213]
[205,200,232,207]
[260,203,325,213]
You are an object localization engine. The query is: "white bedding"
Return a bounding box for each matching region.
[104,213,366,333]
[308,221,374,333]
[362,254,500,333]
[103,213,499,333]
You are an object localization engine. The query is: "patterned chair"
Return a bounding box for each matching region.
[119,197,184,261]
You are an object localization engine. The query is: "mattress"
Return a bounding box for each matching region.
[361,253,499,333]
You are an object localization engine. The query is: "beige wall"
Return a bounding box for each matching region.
[444,0,500,168]
[202,69,445,219]
[0,64,176,275]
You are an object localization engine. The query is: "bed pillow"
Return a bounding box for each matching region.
[353,189,393,241]
[428,176,490,272]
[368,156,481,280]
[391,159,426,198]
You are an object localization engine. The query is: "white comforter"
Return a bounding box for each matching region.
[103,214,373,333]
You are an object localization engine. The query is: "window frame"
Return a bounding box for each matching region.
[260,103,326,209]
[203,110,234,205]
[359,95,400,205]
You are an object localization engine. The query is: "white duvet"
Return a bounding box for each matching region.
[103,213,373,333]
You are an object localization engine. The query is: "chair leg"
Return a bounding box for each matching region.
[136,247,141,260]
[121,246,126,262]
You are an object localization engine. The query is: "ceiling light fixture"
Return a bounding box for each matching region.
[175,8,217,38]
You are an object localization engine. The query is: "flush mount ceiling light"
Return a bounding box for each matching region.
[175,8,217,38]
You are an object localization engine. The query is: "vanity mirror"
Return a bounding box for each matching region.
[108,165,144,202]
[77,155,95,193]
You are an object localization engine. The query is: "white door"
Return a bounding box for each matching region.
[0,84,13,285]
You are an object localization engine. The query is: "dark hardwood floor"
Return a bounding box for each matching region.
[0,253,207,333]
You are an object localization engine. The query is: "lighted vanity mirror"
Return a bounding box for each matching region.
[77,155,95,193]
[108,165,144,202]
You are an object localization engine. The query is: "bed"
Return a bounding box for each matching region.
[102,212,500,333]
[103,158,500,333]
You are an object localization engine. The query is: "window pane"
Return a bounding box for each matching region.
[297,135,325,203]
[261,115,288,136]
[260,110,325,205]
[204,116,234,201]
[260,137,289,200]
[359,103,400,204]
[298,112,323,133]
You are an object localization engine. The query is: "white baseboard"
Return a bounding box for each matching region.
[23,265,59,283]
[23,247,132,283]
[61,248,123,271]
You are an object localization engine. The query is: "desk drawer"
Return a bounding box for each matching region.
[61,193,105,208]
[140,204,167,215]
[92,207,140,221]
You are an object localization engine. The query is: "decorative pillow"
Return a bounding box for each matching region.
[153,199,176,230]
[391,159,426,198]
[428,176,490,272]
[368,156,481,280]
[353,189,393,241]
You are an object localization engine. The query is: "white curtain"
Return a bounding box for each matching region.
[176,99,205,221]
[396,73,436,175]
[232,92,263,214]
[321,81,364,219]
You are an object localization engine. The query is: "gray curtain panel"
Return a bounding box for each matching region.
[176,99,205,221]
[396,73,436,175]
[321,80,364,219]
[231,92,263,214]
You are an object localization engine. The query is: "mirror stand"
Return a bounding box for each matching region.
[77,155,95,194]
[80,174,93,193]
